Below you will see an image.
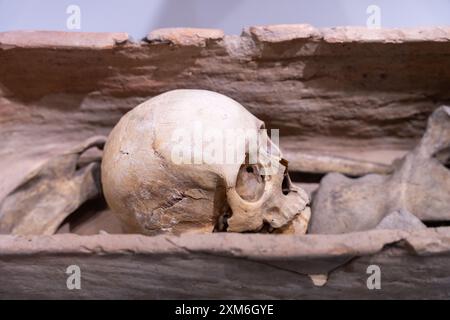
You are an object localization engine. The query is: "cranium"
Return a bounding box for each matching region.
[101,89,310,235]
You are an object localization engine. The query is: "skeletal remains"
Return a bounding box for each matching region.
[101,89,311,235]
[0,136,105,235]
[310,105,450,234]
[1,89,448,236]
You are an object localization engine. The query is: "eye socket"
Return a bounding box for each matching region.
[235,164,265,202]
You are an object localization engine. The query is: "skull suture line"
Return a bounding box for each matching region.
[101,89,310,235]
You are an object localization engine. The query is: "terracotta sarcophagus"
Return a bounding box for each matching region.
[0,25,449,299]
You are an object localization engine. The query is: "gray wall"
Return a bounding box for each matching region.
[1,0,449,39]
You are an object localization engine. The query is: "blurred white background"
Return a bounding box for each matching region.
[0,0,449,39]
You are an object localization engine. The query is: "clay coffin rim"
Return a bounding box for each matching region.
[1,227,449,258]
[1,24,450,49]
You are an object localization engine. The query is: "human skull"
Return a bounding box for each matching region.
[101,89,310,235]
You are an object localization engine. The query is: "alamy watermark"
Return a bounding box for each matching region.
[66,265,81,290]
[366,5,381,29]
[66,5,81,30]
[366,264,381,290]
[170,122,282,174]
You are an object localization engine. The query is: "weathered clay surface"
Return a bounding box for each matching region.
[0,25,449,297]
[0,228,449,299]
[1,25,450,234]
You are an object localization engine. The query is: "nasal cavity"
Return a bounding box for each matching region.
[282,174,291,195]
[433,146,450,169]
